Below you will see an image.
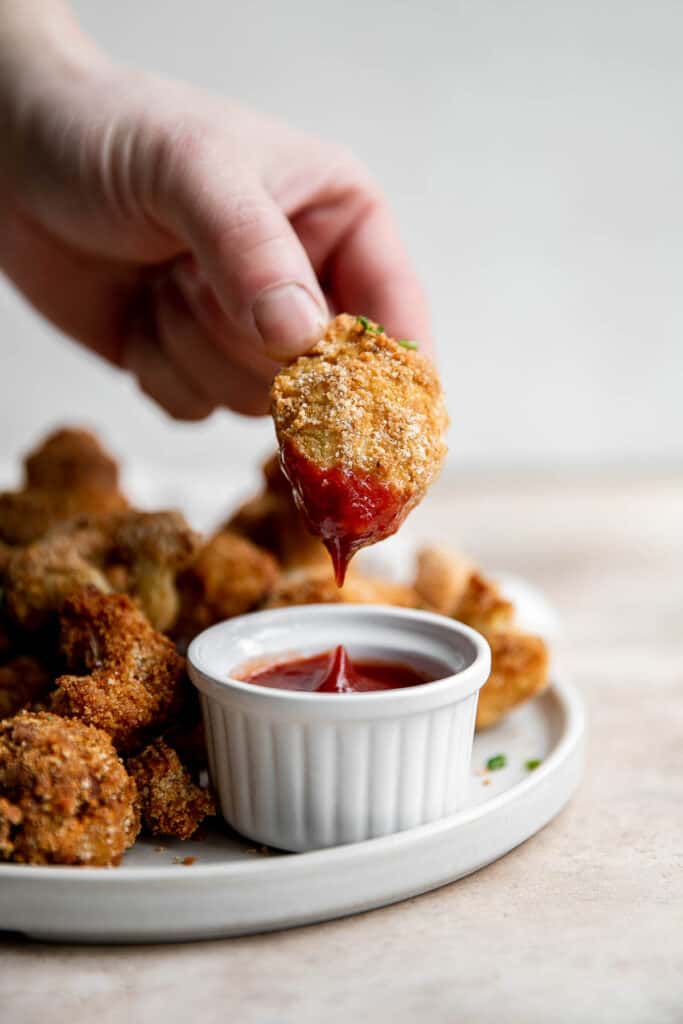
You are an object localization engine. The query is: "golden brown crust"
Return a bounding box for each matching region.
[174,531,279,645]
[127,739,215,839]
[0,711,139,865]
[24,428,121,493]
[0,540,11,577]
[4,534,111,630]
[0,428,127,546]
[3,510,198,633]
[414,546,475,615]
[476,632,550,729]
[51,589,187,752]
[264,566,420,610]
[108,510,200,631]
[0,656,53,719]
[415,545,550,729]
[456,572,516,636]
[271,315,448,494]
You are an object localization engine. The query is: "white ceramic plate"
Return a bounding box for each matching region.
[0,667,584,943]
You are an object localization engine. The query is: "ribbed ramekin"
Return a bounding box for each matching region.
[188,605,490,852]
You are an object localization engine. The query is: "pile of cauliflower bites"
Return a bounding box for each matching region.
[0,428,548,866]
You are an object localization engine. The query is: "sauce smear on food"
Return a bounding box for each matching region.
[280,443,408,585]
[241,645,430,693]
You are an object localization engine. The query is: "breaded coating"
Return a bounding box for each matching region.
[456,572,515,636]
[24,428,120,493]
[416,549,514,634]
[0,490,86,547]
[127,739,215,839]
[0,428,127,546]
[0,540,11,577]
[0,711,139,865]
[109,510,200,631]
[3,511,198,633]
[415,545,550,729]
[5,533,110,630]
[414,546,474,615]
[476,632,550,730]
[271,315,448,582]
[265,566,420,610]
[174,531,279,644]
[0,656,53,719]
[227,453,328,570]
[51,589,187,752]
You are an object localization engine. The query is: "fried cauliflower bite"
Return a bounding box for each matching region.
[4,532,111,630]
[108,510,200,631]
[476,632,550,730]
[0,656,53,719]
[0,490,83,547]
[414,546,475,615]
[264,566,420,610]
[0,711,139,865]
[51,589,187,752]
[271,315,448,583]
[226,453,328,570]
[0,540,11,576]
[127,739,215,840]
[415,545,550,729]
[0,428,128,546]
[3,511,198,633]
[24,428,121,493]
[174,531,279,644]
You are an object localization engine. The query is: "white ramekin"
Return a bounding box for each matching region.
[188,605,490,852]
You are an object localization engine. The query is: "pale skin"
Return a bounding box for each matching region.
[0,1,431,420]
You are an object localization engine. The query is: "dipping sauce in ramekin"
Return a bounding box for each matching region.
[188,605,490,852]
[236,644,431,693]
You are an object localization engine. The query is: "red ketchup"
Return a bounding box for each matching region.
[279,442,409,586]
[241,645,430,693]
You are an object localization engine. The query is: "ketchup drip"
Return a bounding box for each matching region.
[241,645,430,693]
[280,442,408,585]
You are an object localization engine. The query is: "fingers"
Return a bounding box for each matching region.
[169,256,283,386]
[325,197,433,354]
[122,328,215,422]
[122,278,274,419]
[154,278,271,415]
[154,130,328,361]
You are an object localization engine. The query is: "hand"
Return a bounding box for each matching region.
[0,3,431,419]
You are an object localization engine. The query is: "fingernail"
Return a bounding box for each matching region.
[252,284,326,359]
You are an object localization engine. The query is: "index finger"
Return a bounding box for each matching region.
[324,199,433,356]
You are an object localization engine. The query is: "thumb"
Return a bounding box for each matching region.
[154,132,328,360]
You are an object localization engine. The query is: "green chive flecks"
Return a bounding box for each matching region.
[525,759,542,772]
[486,754,507,771]
[356,315,383,334]
[398,339,419,350]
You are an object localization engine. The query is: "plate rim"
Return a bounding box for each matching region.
[0,672,584,886]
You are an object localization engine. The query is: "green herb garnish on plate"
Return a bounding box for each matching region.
[486,754,507,771]
[398,339,419,350]
[525,759,542,772]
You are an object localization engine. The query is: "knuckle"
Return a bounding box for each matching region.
[208,189,282,254]
[160,117,211,167]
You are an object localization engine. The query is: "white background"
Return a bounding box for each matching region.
[1,0,681,493]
